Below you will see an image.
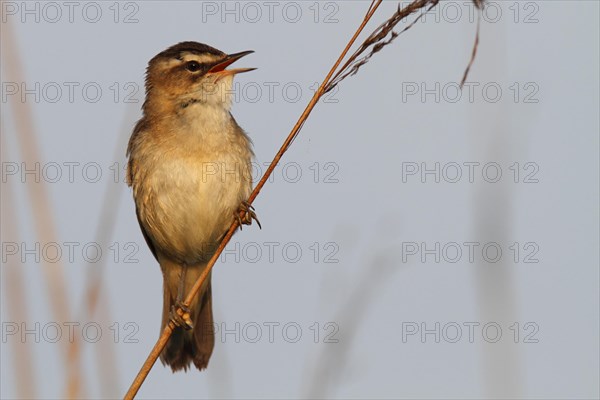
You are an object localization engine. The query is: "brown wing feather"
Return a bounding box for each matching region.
[135,206,158,261]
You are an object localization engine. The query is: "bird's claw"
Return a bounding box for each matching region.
[170,302,193,330]
[235,201,261,230]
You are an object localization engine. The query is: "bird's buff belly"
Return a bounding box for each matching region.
[136,157,251,264]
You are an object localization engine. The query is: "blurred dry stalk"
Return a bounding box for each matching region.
[468,19,522,395]
[1,22,84,398]
[1,142,36,398]
[4,20,126,397]
[72,113,138,398]
[124,0,485,397]
[308,239,398,398]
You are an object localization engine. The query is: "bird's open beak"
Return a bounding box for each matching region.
[208,50,256,79]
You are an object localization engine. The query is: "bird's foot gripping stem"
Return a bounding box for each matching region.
[235,201,261,230]
[170,303,194,330]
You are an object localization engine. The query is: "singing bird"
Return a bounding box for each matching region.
[126,41,258,371]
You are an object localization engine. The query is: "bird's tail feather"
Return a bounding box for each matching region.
[159,263,215,372]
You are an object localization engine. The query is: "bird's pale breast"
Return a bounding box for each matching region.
[131,117,252,264]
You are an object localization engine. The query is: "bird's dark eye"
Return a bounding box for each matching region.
[186,61,201,72]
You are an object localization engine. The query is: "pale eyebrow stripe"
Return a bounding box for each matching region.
[180,53,221,64]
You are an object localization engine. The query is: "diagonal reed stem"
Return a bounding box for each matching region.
[123,1,383,398]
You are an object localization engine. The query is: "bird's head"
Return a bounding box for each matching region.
[143,41,255,115]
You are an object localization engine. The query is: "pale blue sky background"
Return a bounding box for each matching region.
[1,1,599,398]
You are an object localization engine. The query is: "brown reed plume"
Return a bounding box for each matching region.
[124,0,484,397]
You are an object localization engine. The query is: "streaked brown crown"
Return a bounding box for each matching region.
[149,41,225,64]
